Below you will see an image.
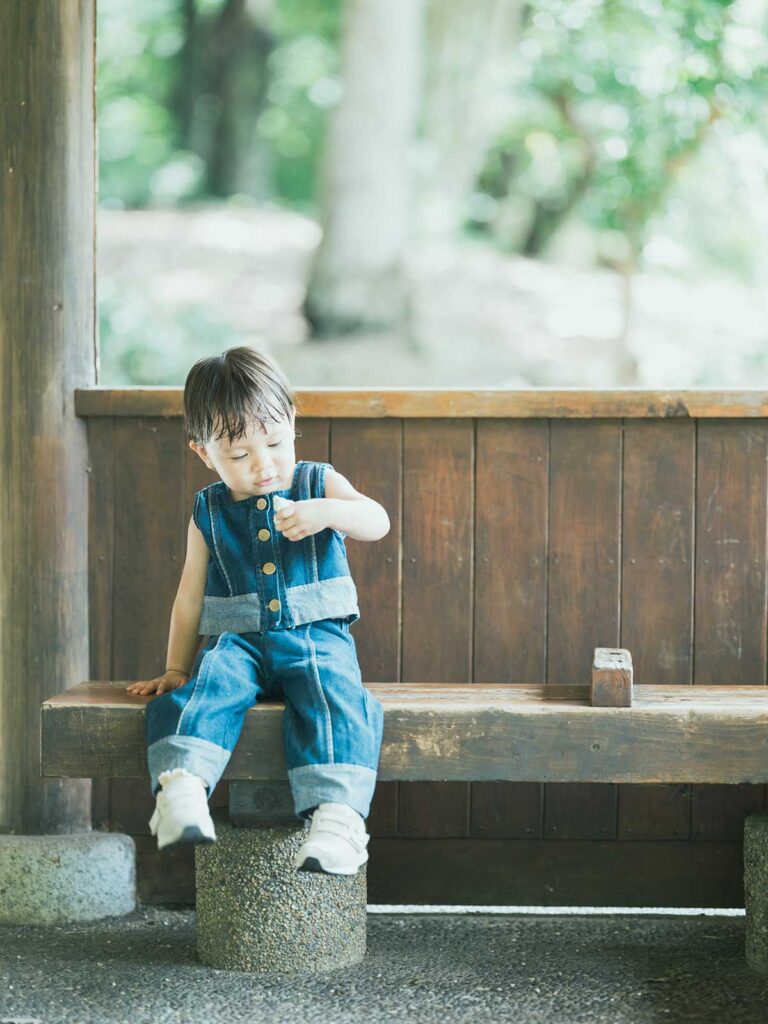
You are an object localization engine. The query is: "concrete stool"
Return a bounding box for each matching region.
[195,796,367,973]
[0,833,135,924]
[745,813,768,973]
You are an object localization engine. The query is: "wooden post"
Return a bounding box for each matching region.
[0,2,96,833]
[591,648,633,707]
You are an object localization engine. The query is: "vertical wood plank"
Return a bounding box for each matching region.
[545,420,621,839]
[112,419,186,680]
[694,420,768,685]
[692,785,765,841]
[470,782,543,838]
[471,420,548,838]
[331,419,401,836]
[693,420,768,838]
[110,418,185,835]
[618,785,691,840]
[619,420,695,838]
[399,420,473,838]
[87,418,114,830]
[296,417,330,464]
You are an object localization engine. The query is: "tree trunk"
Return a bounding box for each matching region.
[0,1,94,833]
[419,0,524,238]
[305,0,425,337]
[178,0,274,199]
[614,259,640,386]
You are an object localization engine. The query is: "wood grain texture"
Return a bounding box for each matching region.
[43,682,768,783]
[87,418,114,830]
[366,839,744,907]
[692,784,765,840]
[617,784,691,840]
[76,388,768,420]
[112,419,186,681]
[619,419,695,838]
[591,648,633,707]
[330,418,401,837]
[621,420,695,686]
[399,420,474,837]
[0,1,95,833]
[472,419,548,838]
[694,420,768,686]
[77,409,768,903]
[546,420,622,838]
[51,681,768,708]
[693,420,768,840]
[132,836,745,909]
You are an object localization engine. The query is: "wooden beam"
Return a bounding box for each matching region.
[229,781,295,826]
[74,387,768,420]
[592,648,633,707]
[42,682,768,784]
[0,1,95,832]
[366,838,744,908]
[132,836,745,909]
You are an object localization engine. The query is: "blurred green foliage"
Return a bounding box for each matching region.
[98,280,243,383]
[99,0,191,207]
[99,0,768,281]
[473,0,768,272]
[97,0,768,386]
[98,0,342,208]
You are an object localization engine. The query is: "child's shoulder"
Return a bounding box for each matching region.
[194,480,226,498]
[191,481,226,525]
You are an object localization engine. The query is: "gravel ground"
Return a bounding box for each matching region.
[1,907,767,1024]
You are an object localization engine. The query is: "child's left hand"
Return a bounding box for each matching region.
[274,498,330,541]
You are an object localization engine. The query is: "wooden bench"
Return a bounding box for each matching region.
[42,649,768,972]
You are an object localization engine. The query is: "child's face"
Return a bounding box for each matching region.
[190,410,297,501]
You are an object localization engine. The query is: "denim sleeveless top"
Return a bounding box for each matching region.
[193,461,360,635]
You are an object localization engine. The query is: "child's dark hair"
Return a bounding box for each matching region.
[184,347,296,445]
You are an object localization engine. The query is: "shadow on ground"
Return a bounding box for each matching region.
[1,907,766,1023]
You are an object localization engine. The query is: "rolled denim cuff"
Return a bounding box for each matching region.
[147,735,230,796]
[288,762,378,820]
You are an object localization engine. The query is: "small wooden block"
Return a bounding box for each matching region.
[591,648,633,707]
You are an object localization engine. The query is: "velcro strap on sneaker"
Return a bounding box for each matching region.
[314,822,368,852]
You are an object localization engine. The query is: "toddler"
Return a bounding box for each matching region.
[127,346,388,875]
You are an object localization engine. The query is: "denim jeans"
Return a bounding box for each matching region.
[145,618,384,819]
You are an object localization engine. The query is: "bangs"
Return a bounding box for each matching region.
[184,347,296,445]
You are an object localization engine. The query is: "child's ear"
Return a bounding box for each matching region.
[189,440,214,471]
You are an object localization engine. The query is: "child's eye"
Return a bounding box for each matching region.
[232,443,281,458]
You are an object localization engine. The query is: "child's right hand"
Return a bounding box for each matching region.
[126,670,190,697]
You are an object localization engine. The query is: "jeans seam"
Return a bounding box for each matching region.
[210,488,234,596]
[306,622,334,763]
[175,633,225,736]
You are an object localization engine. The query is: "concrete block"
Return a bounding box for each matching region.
[0,832,136,924]
[196,818,366,973]
[744,813,768,973]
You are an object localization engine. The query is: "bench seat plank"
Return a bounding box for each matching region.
[42,682,768,784]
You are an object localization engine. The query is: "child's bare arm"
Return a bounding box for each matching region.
[322,469,389,540]
[127,517,210,696]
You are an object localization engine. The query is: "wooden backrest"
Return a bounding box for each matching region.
[81,388,768,692]
[79,388,768,899]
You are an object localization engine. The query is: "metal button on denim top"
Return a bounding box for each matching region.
[192,460,360,635]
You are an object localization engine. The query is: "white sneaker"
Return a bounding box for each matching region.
[149,768,216,851]
[294,802,369,875]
